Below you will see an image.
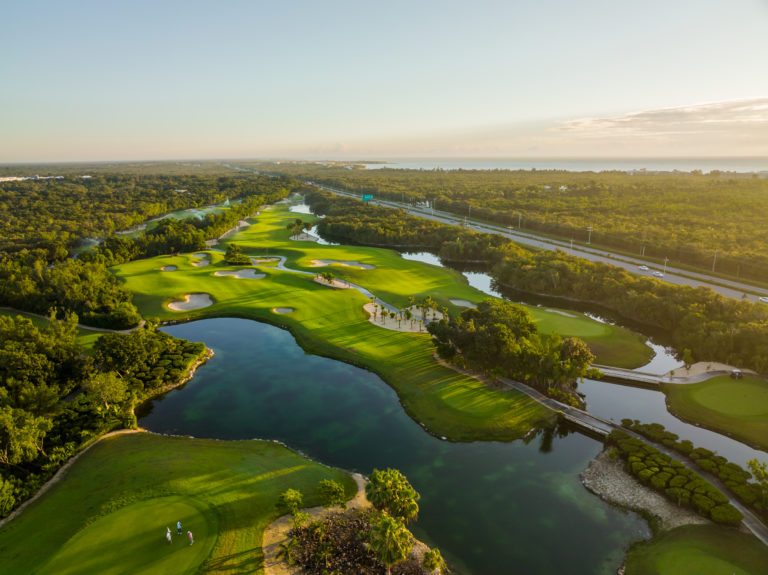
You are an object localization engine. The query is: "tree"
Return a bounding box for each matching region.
[747,459,768,507]
[318,479,346,509]
[82,371,127,411]
[681,348,694,369]
[368,511,412,575]
[0,406,52,466]
[365,468,420,523]
[423,548,448,574]
[278,488,303,515]
[224,242,250,265]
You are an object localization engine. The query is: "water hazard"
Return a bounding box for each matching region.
[140,318,648,574]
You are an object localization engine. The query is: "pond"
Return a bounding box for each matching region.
[140,318,648,575]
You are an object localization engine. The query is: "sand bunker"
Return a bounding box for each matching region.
[214,270,266,279]
[168,293,213,311]
[273,307,294,314]
[363,303,444,332]
[450,299,475,307]
[191,254,210,267]
[161,265,177,272]
[251,257,280,264]
[289,232,318,242]
[310,259,375,270]
[313,276,351,289]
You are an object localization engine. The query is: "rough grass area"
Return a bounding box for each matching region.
[624,524,768,575]
[662,375,768,451]
[0,432,356,575]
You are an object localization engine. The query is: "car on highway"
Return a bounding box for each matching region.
[638,265,649,271]
[759,296,768,304]
[652,271,664,278]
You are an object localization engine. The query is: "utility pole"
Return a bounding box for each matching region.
[586,226,593,245]
[570,238,574,252]
[517,213,522,228]
[641,245,646,257]
[664,257,668,274]
[712,249,718,272]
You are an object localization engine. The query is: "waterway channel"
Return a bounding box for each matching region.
[139,318,648,575]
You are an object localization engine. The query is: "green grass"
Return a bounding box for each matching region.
[110,204,654,440]
[0,308,103,353]
[662,375,768,451]
[0,432,356,575]
[624,524,768,575]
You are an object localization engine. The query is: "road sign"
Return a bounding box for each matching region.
[361,194,374,202]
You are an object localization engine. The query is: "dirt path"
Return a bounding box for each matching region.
[262,473,370,575]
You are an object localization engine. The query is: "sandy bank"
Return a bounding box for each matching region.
[289,232,319,242]
[666,361,756,378]
[581,449,708,531]
[272,308,294,314]
[168,293,213,311]
[363,303,443,332]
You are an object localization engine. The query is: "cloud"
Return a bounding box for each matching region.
[560,98,768,138]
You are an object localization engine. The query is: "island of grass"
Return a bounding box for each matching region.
[0,432,356,575]
[662,375,768,452]
[623,524,768,575]
[110,204,656,441]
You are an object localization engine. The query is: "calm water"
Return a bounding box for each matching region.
[578,380,767,468]
[140,318,648,574]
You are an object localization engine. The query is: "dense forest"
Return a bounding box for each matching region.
[304,189,768,373]
[258,162,768,282]
[0,172,296,327]
[0,314,207,518]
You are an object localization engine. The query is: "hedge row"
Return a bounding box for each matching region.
[608,430,743,525]
[621,420,767,519]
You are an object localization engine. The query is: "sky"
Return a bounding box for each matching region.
[2,0,768,162]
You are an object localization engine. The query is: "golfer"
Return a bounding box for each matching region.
[177,520,182,535]
[166,527,172,544]
[188,530,194,545]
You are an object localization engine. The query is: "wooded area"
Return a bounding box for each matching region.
[264,163,768,282]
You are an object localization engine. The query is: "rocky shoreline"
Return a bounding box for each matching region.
[581,449,709,532]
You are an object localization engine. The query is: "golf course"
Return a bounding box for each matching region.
[111,201,654,442]
[0,432,356,575]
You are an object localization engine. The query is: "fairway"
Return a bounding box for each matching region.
[0,432,356,575]
[624,524,768,575]
[662,375,768,450]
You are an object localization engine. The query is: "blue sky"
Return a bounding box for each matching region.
[2,0,767,161]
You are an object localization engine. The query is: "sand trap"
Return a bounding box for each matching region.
[289,232,318,242]
[450,299,475,307]
[313,276,351,289]
[168,293,213,311]
[363,303,444,332]
[545,308,578,318]
[251,257,280,264]
[273,307,294,314]
[191,254,210,267]
[193,253,208,258]
[214,270,266,279]
[161,265,177,272]
[310,259,375,269]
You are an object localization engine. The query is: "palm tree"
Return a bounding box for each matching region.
[369,512,412,575]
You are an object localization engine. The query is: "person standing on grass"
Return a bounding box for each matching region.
[166,527,172,544]
[177,520,182,535]
[188,530,194,545]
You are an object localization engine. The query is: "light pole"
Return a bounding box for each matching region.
[586,226,593,245]
[712,249,718,272]
[664,257,668,274]
[517,213,522,228]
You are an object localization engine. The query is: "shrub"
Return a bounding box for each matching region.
[666,487,690,505]
[637,468,656,483]
[710,504,743,525]
[691,493,715,514]
[669,475,689,488]
[651,472,672,490]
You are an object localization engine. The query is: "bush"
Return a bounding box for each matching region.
[710,503,743,525]
[669,475,689,488]
[691,493,715,514]
[651,472,672,490]
[666,487,690,505]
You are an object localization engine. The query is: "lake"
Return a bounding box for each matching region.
[140,318,648,574]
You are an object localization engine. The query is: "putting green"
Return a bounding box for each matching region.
[624,524,768,575]
[662,375,768,450]
[36,496,215,575]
